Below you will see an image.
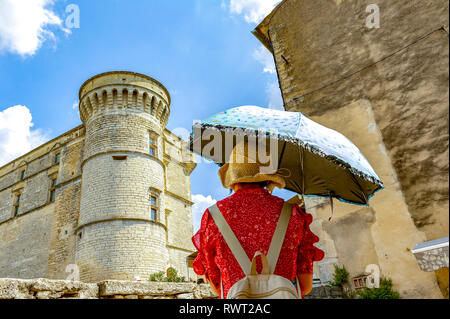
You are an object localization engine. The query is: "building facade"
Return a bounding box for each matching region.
[0,71,197,282]
[254,0,449,298]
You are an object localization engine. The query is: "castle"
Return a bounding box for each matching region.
[0,71,197,282]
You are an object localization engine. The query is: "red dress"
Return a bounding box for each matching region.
[192,186,325,298]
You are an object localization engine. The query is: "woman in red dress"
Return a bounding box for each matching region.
[192,142,324,298]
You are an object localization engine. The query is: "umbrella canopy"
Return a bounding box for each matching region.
[189,105,384,205]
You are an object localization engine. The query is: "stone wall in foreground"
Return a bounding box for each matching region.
[0,278,342,299]
[0,278,216,299]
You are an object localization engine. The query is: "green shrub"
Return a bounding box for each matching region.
[330,264,349,287]
[343,289,357,299]
[149,271,165,282]
[165,268,185,282]
[149,268,185,282]
[356,277,400,299]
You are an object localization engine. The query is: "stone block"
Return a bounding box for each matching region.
[193,284,218,299]
[0,278,23,299]
[98,280,196,297]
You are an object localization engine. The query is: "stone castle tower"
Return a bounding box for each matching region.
[0,71,196,282]
[77,72,172,281]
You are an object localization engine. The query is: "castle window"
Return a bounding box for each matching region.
[149,132,158,157]
[149,189,160,221]
[55,152,61,165]
[20,169,25,181]
[13,193,21,217]
[49,178,57,202]
[112,155,127,161]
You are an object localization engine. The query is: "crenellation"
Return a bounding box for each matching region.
[80,74,170,127]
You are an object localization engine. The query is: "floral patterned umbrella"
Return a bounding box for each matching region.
[189,105,384,206]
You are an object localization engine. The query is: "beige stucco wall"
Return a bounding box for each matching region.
[258,0,448,297]
[263,0,449,239]
[305,100,442,298]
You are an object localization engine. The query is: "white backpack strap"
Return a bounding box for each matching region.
[296,276,301,297]
[208,204,252,275]
[266,202,293,273]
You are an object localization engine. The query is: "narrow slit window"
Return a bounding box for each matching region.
[55,153,61,164]
[149,132,157,157]
[13,193,21,217]
[112,155,127,161]
[49,178,57,202]
[151,208,157,221]
[20,169,25,181]
[149,189,159,221]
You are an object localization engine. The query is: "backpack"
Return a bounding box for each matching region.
[208,202,301,299]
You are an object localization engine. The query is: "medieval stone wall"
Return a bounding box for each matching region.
[0,126,84,279]
[0,278,342,299]
[0,72,197,283]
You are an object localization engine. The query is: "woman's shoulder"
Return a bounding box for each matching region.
[218,187,284,205]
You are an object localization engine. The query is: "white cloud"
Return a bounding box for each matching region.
[0,0,65,56]
[228,0,280,24]
[228,2,284,110]
[253,44,276,74]
[0,105,50,166]
[192,194,217,233]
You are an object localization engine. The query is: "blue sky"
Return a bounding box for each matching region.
[0,0,297,231]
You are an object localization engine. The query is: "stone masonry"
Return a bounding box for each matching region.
[0,71,197,283]
[0,278,342,299]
